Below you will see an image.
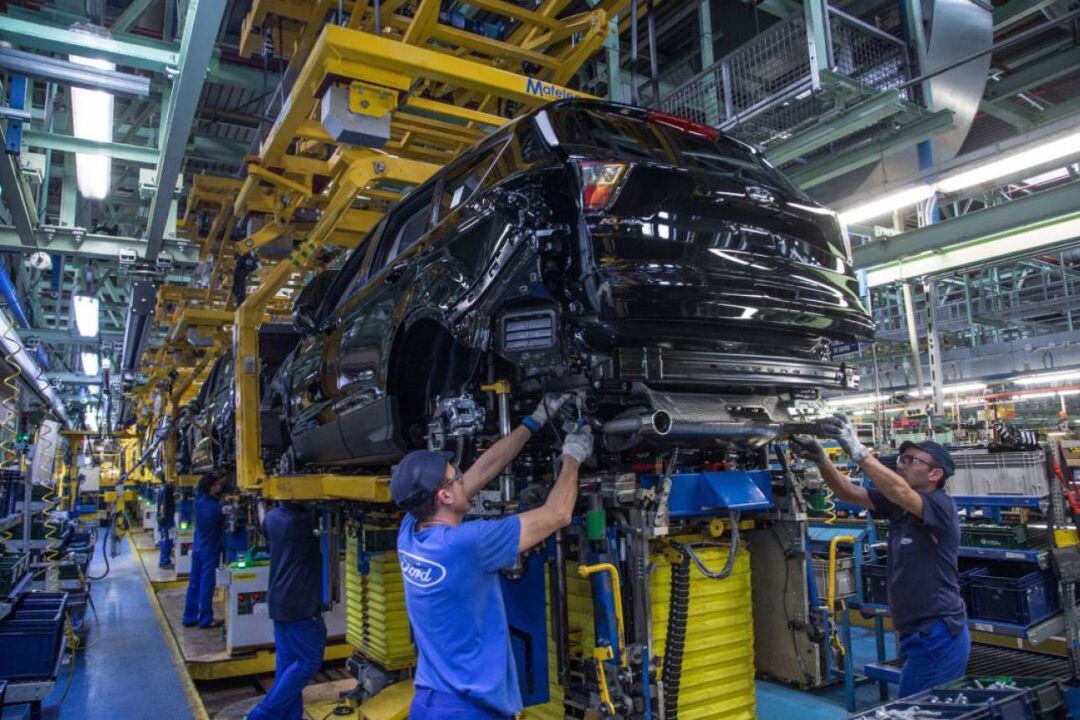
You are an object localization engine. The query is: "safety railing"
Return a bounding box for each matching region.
[656,4,909,147]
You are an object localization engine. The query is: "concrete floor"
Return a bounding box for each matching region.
[1,533,902,719]
[2,535,196,720]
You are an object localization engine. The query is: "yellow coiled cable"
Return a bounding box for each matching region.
[823,486,837,525]
[1,322,22,543]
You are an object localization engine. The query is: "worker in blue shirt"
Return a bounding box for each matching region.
[157,482,176,569]
[182,472,227,628]
[392,393,591,720]
[793,414,969,697]
[247,501,325,720]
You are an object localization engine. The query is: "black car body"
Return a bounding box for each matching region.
[265,99,874,469]
[185,326,297,474]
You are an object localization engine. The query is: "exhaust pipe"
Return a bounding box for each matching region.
[602,410,783,447]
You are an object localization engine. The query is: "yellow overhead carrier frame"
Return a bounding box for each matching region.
[231,17,599,500]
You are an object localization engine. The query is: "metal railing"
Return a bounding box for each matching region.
[873,276,1080,338]
[656,4,909,147]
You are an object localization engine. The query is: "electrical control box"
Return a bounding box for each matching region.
[217,562,348,655]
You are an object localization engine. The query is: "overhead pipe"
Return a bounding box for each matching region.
[0,260,50,370]
[0,307,69,425]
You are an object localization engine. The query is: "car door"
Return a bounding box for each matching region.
[288,233,380,466]
[329,186,437,461]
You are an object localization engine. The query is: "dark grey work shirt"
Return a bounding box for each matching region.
[263,505,323,622]
[868,487,966,635]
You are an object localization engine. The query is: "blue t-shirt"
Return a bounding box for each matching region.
[868,487,966,635]
[397,513,522,716]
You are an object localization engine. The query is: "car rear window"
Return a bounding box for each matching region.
[553,106,804,197]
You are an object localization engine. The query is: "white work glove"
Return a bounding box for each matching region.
[561,426,594,465]
[530,392,575,427]
[819,413,869,462]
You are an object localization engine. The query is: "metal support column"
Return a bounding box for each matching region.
[603,19,624,103]
[901,281,926,395]
[925,280,945,417]
[804,0,832,90]
[143,0,229,260]
[699,0,720,125]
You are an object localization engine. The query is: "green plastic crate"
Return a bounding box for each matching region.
[960,524,1029,550]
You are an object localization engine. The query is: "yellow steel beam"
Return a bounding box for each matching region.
[257,24,592,168]
[247,164,313,196]
[236,221,292,254]
[262,474,391,502]
[402,0,441,45]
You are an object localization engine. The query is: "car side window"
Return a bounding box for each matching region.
[370,187,436,274]
[437,139,508,221]
[328,222,383,314]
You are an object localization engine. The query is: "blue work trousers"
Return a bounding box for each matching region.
[898,619,971,697]
[408,688,514,720]
[158,521,174,567]
[181,546,219,627]
[248,616,328,720]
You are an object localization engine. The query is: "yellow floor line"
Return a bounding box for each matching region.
[128,532,211,720]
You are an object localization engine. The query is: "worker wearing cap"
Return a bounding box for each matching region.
[393,393,591,720]
[793,414,969,697]
[247,501,325,720]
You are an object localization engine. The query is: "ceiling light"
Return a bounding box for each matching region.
[1058,389,1080,397]
[838,184,936,225]
[826,393,881,408]
[81,351,100,376]
[1013,370,1080,385]
[72,294,99,339]
[1017,391,1056,401]
[941,382,986,395]
[936,130,1080,193]
[68,53,115,199]
[1024,167,1071,186]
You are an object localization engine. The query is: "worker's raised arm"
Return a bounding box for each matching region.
[517,427,592,552]
[462,392,575,499]
[790,435,875,509]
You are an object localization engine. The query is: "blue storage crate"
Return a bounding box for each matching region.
[861,556,889,604]
[851,701,992,719]
[968,562,1059,626]
[912,688,1035,720]
[0,592,67,680]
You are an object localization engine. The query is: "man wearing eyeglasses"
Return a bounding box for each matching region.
[792,414,968,697]
[391,392,592,720]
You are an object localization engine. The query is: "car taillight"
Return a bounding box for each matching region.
[647,110,719,141]
[579,161,627,210]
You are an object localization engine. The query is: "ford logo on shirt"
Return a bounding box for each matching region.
[399,550,447,588]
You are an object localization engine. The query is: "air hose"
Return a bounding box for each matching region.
[661,552,691,719]
[1,325,21,543]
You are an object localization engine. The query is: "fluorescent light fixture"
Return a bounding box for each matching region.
[936,130,1080,193]
[81,351,100,376]
[72,294,100,338]
[942,382,986,395]
[838,184,936,225]
[68,54,115,199]
[1017,391,1056,401]
[1024,167,1071,186]
[826,393,881,408]
[1058,389,1080,397]
[1014,370,1080,385]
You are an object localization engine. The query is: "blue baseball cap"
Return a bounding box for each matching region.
[898,440,955,478]
[391,450,455,508]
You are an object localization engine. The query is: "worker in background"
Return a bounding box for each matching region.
[393,393,591,720]
[157,480,176,570]
[793,414,968,696]
[246,501,325,720]
[182,472,227,628]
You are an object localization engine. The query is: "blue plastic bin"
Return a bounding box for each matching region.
[0,592,67,680]
[968,562,1059,626]
[911,688,1035,720]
